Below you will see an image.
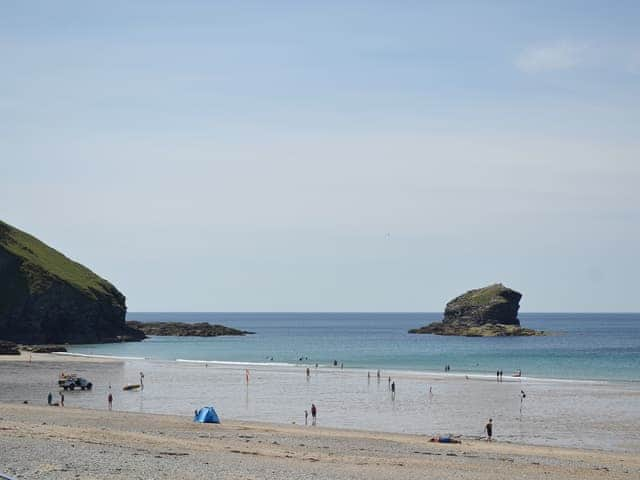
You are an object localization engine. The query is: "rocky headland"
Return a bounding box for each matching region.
[0,220,145,345]
[126,321,253,337]
[409,283,543,337]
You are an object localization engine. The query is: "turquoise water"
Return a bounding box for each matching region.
[68,313,640,382]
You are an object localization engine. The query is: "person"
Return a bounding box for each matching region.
[140,372,145,390]
[485,418,493,441]
[311,403,317,425]
[245,369,250,385]
[377,369,381,379]
[496,370,500,381]
[304,410,308,426]
[429,436,461,444]
[520,390,526,414]
[59,391,64,407]
[500,370,503,381]
[367,371,370,380]
[306,367,310,378]
[333,360,338,366]
[108,392,113,411]
[388,376,391,389]
[391,381,396,400]
[340,362,343,369]
[47,392,52,406]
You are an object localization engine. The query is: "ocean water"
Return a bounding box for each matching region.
[68,312,640,382]
[3,313,640,451]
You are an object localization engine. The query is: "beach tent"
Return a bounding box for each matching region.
[194,406,220,423]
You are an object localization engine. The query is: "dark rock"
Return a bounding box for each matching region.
[409,283,543,336]
[0,220,145,344]
[126,321,253,337]
[20,345,68,353]
[0,339,20,355]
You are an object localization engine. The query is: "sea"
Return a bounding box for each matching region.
[3,313,639,451]
[69,312,640,382]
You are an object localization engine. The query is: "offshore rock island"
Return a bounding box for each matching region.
[126,321,253,337]
[0,220,144,344]
[410,283,543,337]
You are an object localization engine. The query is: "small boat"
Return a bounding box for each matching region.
[512,369,522,378]
[123,384,141,391]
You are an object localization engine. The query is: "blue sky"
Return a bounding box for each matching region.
[1,1,639,311]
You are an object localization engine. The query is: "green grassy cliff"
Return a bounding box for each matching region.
[0,220,143,344]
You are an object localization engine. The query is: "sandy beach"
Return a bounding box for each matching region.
[1,402,638,479]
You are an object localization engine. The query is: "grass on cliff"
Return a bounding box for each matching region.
[0,220,115,299]
[459,284,508,305]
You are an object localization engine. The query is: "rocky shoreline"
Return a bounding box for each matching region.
[409,323,543,336]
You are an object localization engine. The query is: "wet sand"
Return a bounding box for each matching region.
[1,402,638,479]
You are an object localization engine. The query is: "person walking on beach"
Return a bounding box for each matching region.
[311,403,317,425]
[499,370,503,381]
[377,369,381,380]
[520,390,526,415]
[59,391,64,407]
[306,367,310,379]
[304,409,308,425]
[108,392,113,411]
[496,370,500,381]
[485,418,493,441]
[47,392,52,406]
[388,376,391,389]
[140,371,145,390]
[391,381,396,400]
[245,368,250,385]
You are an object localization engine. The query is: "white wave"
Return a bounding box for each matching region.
[53,352,147,361]
[175,359,297,367]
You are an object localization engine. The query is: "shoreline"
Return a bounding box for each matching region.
[4,350,633,385]
[2,353,639,454]
[1,402,638,479]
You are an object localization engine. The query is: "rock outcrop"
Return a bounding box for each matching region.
[0,340,20,355]
[0,220,145,344]
[126,321,253,337]
[409,283,543,336]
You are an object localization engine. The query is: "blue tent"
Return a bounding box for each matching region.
[194,406,220,423]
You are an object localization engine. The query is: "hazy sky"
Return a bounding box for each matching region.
[1,1,639,312]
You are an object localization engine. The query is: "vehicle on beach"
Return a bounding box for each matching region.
[512,369,522,377]
[58,373,93,390]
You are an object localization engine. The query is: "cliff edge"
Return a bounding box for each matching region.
[0,220,144,344]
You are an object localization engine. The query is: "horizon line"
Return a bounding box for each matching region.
[126,311,640,315]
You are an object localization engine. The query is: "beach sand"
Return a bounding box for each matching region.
[1,353,640,453]
[0,351,121,363]
[1,402,638,479]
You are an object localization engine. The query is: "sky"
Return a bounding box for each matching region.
[1,1,639,312]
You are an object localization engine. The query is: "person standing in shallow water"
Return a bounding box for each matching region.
[485,418,493,441]
[311,403,317,425]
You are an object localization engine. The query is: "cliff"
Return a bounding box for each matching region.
[409,283,543,336]
[126,321,253,337]
[0,220,144,344]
